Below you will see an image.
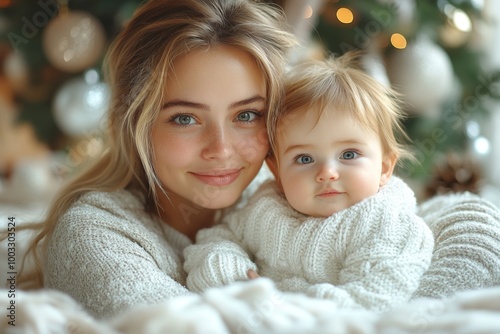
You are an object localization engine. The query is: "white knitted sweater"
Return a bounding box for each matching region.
[184,176,434,312]
[43,165,273,320]
[44,189,192,320]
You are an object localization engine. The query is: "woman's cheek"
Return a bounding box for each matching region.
[237,128,269,162]
[155,135,198,167]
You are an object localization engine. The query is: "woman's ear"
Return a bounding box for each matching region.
[265,154,284,192]
[265,153,279,179]
[379,153,397,187]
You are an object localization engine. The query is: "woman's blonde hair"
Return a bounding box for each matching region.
[18,0,296,288]
[269,52,412,165]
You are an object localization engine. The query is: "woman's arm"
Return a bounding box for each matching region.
[413,191,500,299]
[44,191,191,320]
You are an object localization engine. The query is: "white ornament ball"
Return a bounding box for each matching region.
[386,38,454,115]
[43,11,106,73]
[9,159,55,203]
[53,71,109,138]
[361,50,391,87]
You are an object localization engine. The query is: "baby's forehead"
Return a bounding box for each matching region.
[278,105,322,124]
[277,104,350,129]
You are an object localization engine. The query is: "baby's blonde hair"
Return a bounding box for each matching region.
[269,52,412,165]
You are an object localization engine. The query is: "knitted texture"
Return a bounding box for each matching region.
[2,279,500,334]
[184,176,434,312]
[42,164,273,320]
[44,190,193,320]
[412,191,500,299]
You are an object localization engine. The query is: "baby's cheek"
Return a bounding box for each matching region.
[281,181,304,209]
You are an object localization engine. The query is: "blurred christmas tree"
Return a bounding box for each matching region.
[0,0,142,179]
[312,0,500,197]
[1,0,500,198]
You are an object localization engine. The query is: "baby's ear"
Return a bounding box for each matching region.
[380,153,397,187]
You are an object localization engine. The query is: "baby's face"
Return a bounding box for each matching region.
[275,108,393,217]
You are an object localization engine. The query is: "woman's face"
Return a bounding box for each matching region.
[152,45,269,211]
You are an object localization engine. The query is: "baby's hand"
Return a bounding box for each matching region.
[247,269,260,280]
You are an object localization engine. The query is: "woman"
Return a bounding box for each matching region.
[17,0,500,324]
[20,0,296,319]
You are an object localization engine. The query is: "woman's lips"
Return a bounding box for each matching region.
[191,169,242,187]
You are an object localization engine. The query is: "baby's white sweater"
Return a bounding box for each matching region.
[184,176,434,312]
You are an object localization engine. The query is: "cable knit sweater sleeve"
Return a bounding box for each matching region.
[235,177,434,312]
[184,222,258,293]
[44,190,192,320]
[412,191,500,299]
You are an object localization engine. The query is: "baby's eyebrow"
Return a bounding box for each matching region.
[335,139,367,145]
[283,143,313,154]
[283,139,368,154]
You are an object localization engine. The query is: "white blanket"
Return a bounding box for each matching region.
[1,191,500,333]
[1,279,500,334]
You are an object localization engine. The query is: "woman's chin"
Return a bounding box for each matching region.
[193,195,240,210]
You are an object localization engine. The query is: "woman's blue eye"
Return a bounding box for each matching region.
[237,111,258,122]
[295,155,314,164]
[174,115,195,125]
[341,150,358,160]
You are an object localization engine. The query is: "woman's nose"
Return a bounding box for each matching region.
[316,163,339,182]
[201,124,233,160]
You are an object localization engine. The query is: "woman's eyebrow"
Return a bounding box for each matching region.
[161,95,265,111]
[229,95,265,109]
[161,100,209,111]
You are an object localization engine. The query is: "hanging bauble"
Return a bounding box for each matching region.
[53,69,109,138]
[7,158,58,203]
[361,43,390,87]
[439,7,472,48]
[386,37,454,116]
[43,11,106,73]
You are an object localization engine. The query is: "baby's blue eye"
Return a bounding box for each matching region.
[296,155,314,164]
[341,151,358,160]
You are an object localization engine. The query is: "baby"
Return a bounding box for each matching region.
[184,53,434,312]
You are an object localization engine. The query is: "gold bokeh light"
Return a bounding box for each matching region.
[336,8,353,24]
[390,33,407,49]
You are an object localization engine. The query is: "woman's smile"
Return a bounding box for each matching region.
[190,169,242,187]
